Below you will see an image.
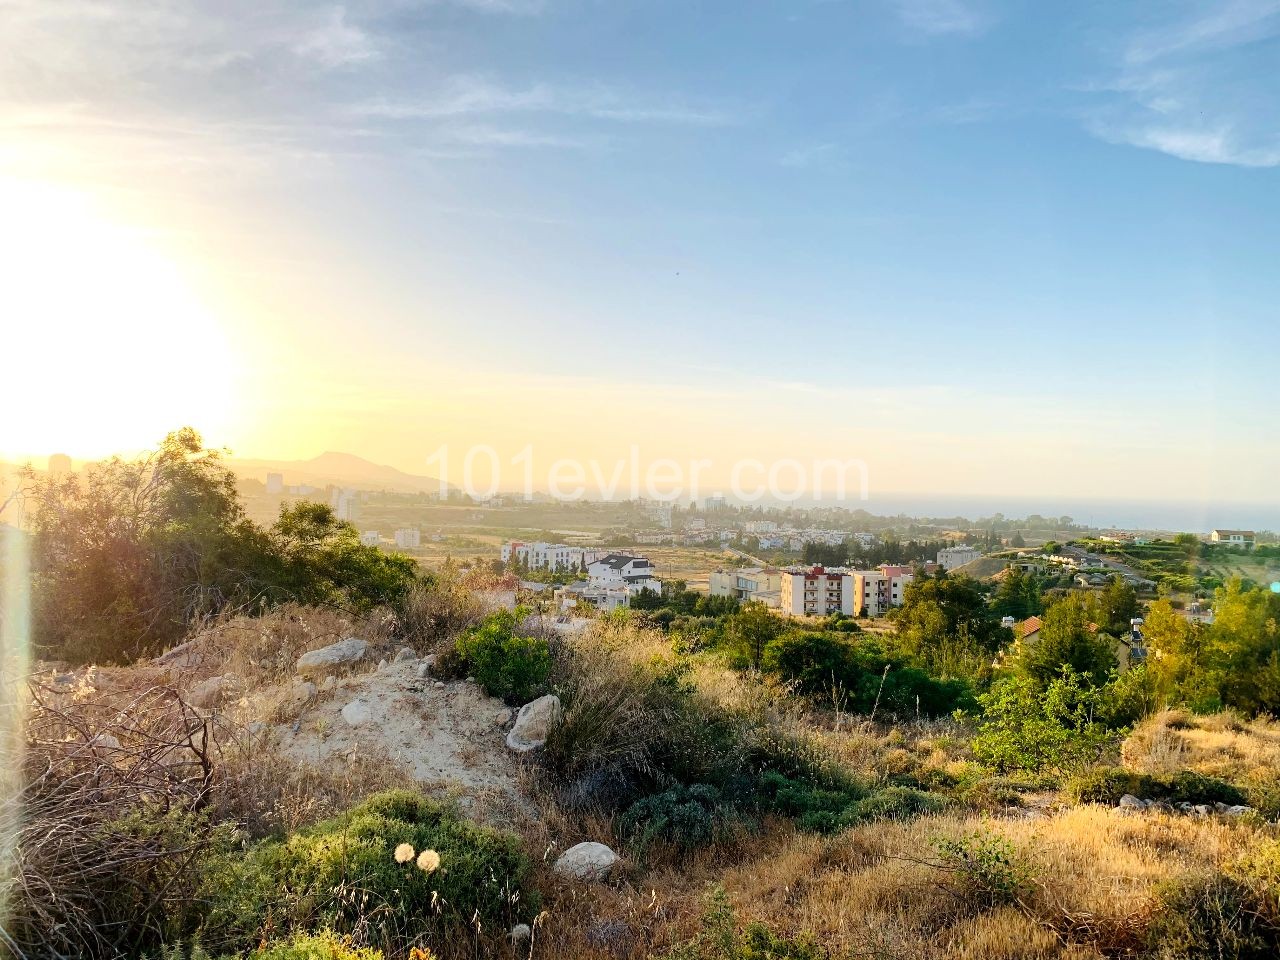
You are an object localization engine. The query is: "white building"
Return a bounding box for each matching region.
[394,528,421,549]
[779,566,855,617]
[588,553,659,592]
[709,567,781,607]
[937,545,982,570]
[705,495,728,511]
[331,487,358,522]
[359,530,381,547]
[744,520,779,534]
[1210,529,1256,549]
[266,472,284,494]
[501,540,595,572]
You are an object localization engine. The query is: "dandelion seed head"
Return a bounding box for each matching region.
[394,843,415,863]
[417,849,441,873]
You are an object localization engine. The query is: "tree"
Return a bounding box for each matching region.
[1010,532,1026,548]
[1097,576,1140,636]
[992,566,1042,621]
[1013,593,1117,688]
[726,601,782,670]
[972,670,1113,773]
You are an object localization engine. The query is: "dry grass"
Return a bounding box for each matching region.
[1124,709,1280,782]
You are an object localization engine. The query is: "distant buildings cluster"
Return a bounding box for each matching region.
[711,561,940,618]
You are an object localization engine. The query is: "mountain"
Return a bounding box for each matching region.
[226,451,449,494]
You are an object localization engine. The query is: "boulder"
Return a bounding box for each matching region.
[1118,794,1148,811]
[341,700,372,727]
[284,680,318,709]
[553,841,619,881]
[394,646,416,662]
[506,694,561,753]
[189,673,241,709]
[296,637,368,677]
[1225,805,1255,817]
[1192,804,1211,816]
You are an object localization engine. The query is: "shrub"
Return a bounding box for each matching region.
[1146,874,1280,960]
[663,887,825,960]
[198,790,535,953]
[1063,766,1247,807]
[843,785,947,824]
[454,608,551,703]
[252,932,385,960]
[934,831,1032,909]
[972,672,1115,773]
[618,783,745,853]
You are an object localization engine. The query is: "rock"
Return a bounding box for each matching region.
[553,841,619,881]
[341,700,372,727]
[378,659,388,671]
[285,680,317,708]
[1214,801,1229,813]
[394,646,416,662]
[295,637,368,677]
[465,675,476,684]
[495,708,513,727]
[433,680,446,690]
[509,923,532,943]
[415,662,432,679]
[89,732,120,751]
[1225,805,1255,816]
[1150,801,1175,815]
[1177,801,1193,812]
[319,675,336,692]
[189,673,241,708]
[1192,804,1211,817]
[506,694,561,753]
[1118,794,1148,810]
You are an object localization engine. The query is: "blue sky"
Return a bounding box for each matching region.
[2,0,1277,507]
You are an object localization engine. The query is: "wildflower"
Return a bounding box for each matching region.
[394,843,415,863]
[417,849,441,873]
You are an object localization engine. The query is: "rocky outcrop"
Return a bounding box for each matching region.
[341,700,373,727]
[553,841,619,880]
[505,694,561,753]
[295,637,368,677]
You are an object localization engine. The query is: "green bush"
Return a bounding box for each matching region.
[763,632,972,719]
[1147,873,1280,960]
[1063,767,1246,807]
[972,672,1115,773]
[198,790,535,953]
[251,932,384,960]
[454,608,551,703]
[663,887,825,960]
[934,831,1032,909]
[749,770,943,834]
[619,784,745,853]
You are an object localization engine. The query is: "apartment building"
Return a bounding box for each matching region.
[709,566,782,607]
[937,544,982,570]
[501,540,590,571]
[779,566,855,617]
[852,565,917,616]
[394,528,421,549]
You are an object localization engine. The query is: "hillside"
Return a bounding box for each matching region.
[228,450,450,494]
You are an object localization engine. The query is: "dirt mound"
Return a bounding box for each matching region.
[264,660,527,825]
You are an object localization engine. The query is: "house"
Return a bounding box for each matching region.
[359,530,381,547]
[779,566,854,617]
[553,581,634,613]
[709,566,782,607]
[588,553,661,597]
[1011,615,1143,671]
[393,528,421,549]
[1210,529,1256,549]
[937,545,982,571]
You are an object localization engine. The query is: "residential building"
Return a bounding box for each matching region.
[501,540,588,572]
[359,530,380,547]
[394,528,421,549]
[852,566,917,616]
[47,453,72,477]
[588,553,660,595]
[266,472,284,494]
[705,495,728,511]
[780,566,855,617]
[709,566,782,607]
[744,520,779,534]
[937,544,982,570]
[1210,529,1256,549]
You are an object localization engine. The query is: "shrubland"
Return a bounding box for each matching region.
[7,431,1280,958]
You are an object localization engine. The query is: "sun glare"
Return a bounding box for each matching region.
[0,177,239,460]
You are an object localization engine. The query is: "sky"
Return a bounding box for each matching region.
[1,0,1278,510]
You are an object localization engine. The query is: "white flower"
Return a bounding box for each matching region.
[417,849,441,873]
[394,843,415,863]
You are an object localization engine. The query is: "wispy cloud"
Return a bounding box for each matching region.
[779,142,843,169]
[352,75,734,126]
[891,0,988,37]
[293,6,381,68]
[1085,0,1280,167]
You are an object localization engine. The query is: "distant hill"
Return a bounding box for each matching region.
[227,452,449,495]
